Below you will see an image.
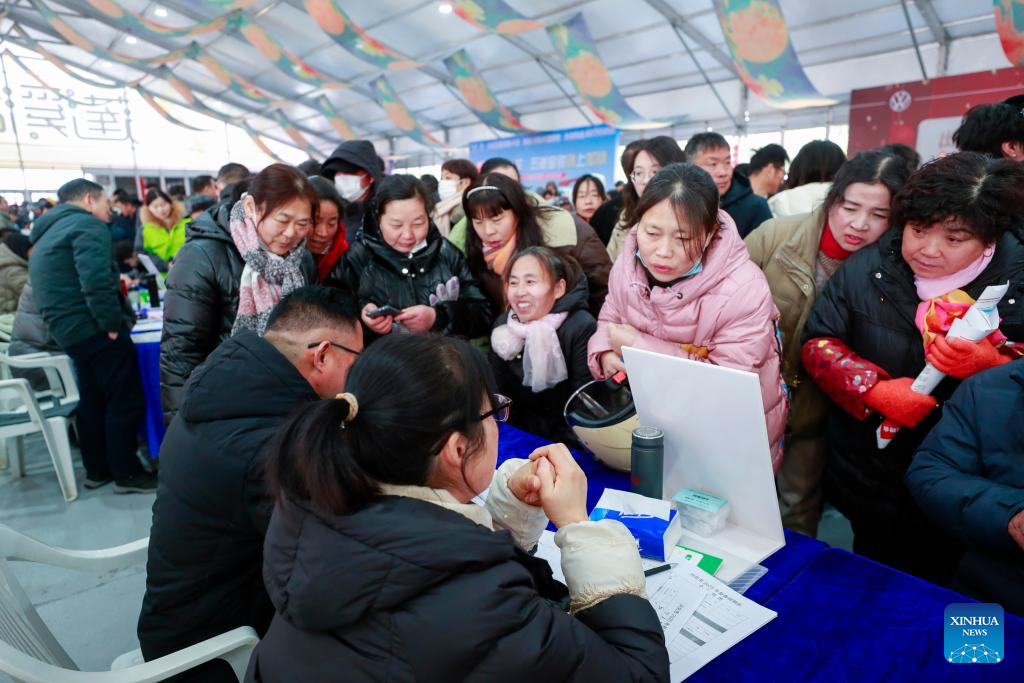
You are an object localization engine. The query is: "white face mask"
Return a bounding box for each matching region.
[437,179,459,201]
[335,174,367,202]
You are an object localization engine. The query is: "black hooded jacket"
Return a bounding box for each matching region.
[488,276,597,443]
[322,140,385,243]
[246,494,669,682]
[159,202,315,424]
[327,223,492,341]
[722,171,772,239]
[140,332,319,664]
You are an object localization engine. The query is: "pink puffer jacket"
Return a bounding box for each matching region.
[587,211,788,471]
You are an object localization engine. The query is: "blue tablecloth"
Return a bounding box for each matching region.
[496,424,1024,680]
[131,321,164,458]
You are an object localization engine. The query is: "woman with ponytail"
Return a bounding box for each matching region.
[247,334,668,683]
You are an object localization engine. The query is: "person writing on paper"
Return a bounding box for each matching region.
[745,151,911,537]
[490,247,597,445]
[246,334,669,683]
[332,174,492,343]
[587,163,788,471]
[801,152,1024,583]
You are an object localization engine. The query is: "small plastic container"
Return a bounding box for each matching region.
[671,488,730,537]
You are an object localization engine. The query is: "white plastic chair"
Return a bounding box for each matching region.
[0,352,80,408]
[0,379,77,502]
[0,524,258,682]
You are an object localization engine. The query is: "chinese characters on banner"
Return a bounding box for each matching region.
[468,124,620,188]
[13,84,129,143]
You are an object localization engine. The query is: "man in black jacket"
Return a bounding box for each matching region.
[30,179,153,493]
[686,132,772,238]
[321,139,385,242]
[139,286,363,682]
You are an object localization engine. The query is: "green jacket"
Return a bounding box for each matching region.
[142,217,189,264]
[28,203,132,349]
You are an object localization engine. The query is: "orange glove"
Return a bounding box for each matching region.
[926,336,1009,379]
[864,377,937,428]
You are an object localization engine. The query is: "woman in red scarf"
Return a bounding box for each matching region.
[308,176,349,283]
[744,151,911,537]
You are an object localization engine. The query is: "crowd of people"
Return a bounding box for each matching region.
[3,95,1023,681]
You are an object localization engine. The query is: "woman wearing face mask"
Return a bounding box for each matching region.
[801,152,1024,582]
[572,174,607,225]
[588,163,788,471]
[246,334,669,683]
[490,247,597,444]
[464,173,611,317]
[141,188,188,269]
[322,140,386,243]
[606,137,686,262]
[161,164,317,423]
[745,151,910,537]
[306,176,349,283]
[432,158,479,238]
[333,174,492,343]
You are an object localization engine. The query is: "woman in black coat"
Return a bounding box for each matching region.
[489,247,596,444]
[160,170,316,424]
[328,174,492,342]
[801,153,1024,583]
[246,334,668,683]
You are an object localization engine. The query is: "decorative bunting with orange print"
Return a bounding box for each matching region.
[369,76,443,147]
[547,13,662,129]
[451,0,544,34]
[715,0,835,109]
[994,0,1024,66]
[443,50,530,132]
[84,0,237,39]
[313,95,358,141]
[304,0,421,70]
[236,14,349,89]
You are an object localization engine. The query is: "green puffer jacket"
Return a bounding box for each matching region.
[28,204,133,349]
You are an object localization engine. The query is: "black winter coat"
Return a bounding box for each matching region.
[802,228,1024,530]
[246,495,668,683]
[722,172,772,239]
[159,202,316,423]
[906,359,1024,616]
[489,276,596,444]
[139,331,318,665]
[328,224,492,340]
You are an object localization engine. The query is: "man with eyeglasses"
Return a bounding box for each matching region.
[139,285,363,683]
[686,132,773,238]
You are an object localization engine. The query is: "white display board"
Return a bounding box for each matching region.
[621,347,785,566]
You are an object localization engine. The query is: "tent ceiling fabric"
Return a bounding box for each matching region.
[0,0,1008,163]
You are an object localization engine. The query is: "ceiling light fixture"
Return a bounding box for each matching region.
[125,36,138,44]
[154,7,168,18]
[438,2,453,14]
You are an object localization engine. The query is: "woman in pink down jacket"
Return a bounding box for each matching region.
[588,163,788,470]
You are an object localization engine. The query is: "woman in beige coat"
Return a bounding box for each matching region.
[745,151,909,536]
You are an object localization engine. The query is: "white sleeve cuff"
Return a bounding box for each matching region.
[485,458,549,551]
[555,519,647,613]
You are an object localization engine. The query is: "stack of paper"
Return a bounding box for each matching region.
[535,530,776,679]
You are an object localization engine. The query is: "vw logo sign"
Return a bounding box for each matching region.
[889,90,912,112]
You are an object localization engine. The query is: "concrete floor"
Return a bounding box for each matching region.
[0,433,154,678]
[0,431,855,680]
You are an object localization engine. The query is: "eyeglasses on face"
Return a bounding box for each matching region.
[307,341,362,356]
[630,168,661,183]
[476,394,512,423]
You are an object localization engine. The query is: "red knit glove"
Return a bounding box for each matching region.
[863,378,937,428]
[926,336,1010,379]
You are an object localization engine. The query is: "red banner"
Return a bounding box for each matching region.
[847,66,1024,160]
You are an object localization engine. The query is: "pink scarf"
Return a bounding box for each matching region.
[914,249,994,301]
[491,312,569,392]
